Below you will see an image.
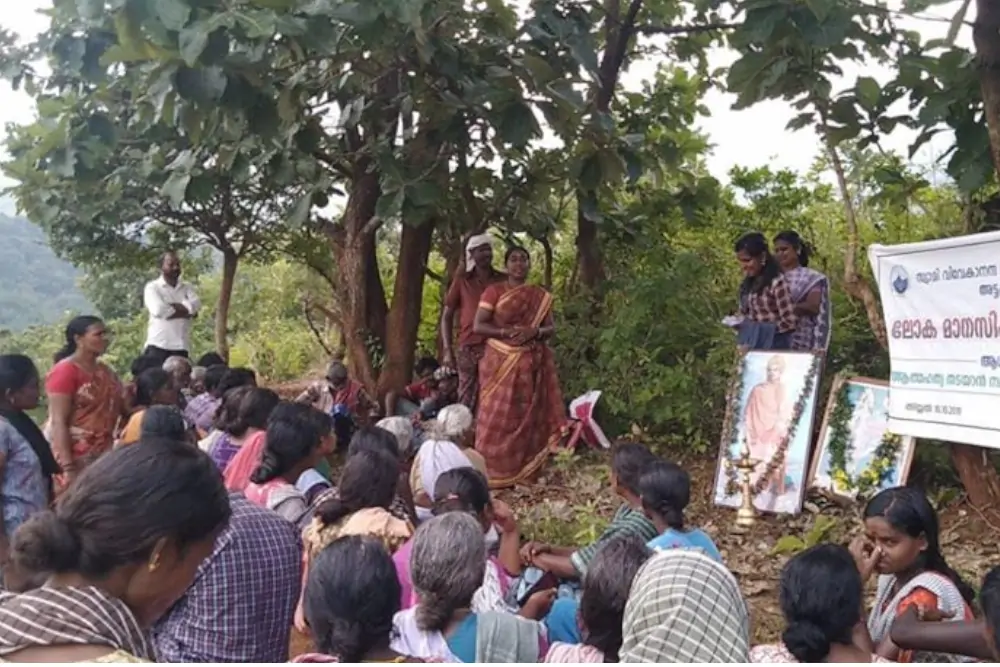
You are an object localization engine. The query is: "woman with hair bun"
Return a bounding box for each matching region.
[294,536,421,663]
[44,315,124,492]
[638,460,722,561]
[773,230,831,351]
[0,440,230,662]
[751,543,886,663]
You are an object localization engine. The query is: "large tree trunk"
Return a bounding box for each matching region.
[377,220,437,398]
[364,235,388,348]
[975,0,1000,180]
[214,246,238,362]
[826,134,1000,513]
[329,167,382,393]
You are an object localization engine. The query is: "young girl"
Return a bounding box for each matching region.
[118,368,179,447]
[639,460,722,561]
[207,387,279,471]
[853,486,975,662]
[244,402,333,527]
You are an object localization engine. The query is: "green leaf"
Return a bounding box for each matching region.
[76,0,104,20]
[161,171,191,208]
[174,66,227,102]
[855,76,881,111]
[179,22,211,65]
[825,124,860,146]
[155,0,191,31]
[249,0,296,7]
[497,102,540,148]
[288,192,313,226]
[770,535,806,556]
[375,188,404,221]
[408,181,441,207]
[805,0,832,20]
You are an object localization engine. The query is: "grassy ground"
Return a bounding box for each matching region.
[289,445,1000,657]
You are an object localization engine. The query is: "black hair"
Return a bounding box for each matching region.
[981,566,1000,658]
[504,245,530,264]
[130,354,162,380]
[579,535,653,661]
[0,354,38,397]
[217,387,279,437]
[734,232,782,296]
[432,467,491,517]
[414,356,440,376]
[140,405,188,442]
[779,544,862,662]
[215,367,257,397]
[864,486,975,604]
[774,230,812,268]
[11,440,230,578]
[196,352,226,368]
[55,315,103,362]
[304,535,401,662]
[250,402,327,484]
[638,460,690,530]
[611,441,656,496]
[202,364,228,393]
[347,426,400,460]
[317,449,398,526]
[135,368,173,408]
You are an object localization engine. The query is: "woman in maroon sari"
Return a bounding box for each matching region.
[473,246,565,488]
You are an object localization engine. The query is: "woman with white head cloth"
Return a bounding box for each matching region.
[439,233,506,413]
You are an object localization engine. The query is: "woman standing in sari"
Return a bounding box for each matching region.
[44,316,123,494]
[773,231,831,351]
[473,246,565,489]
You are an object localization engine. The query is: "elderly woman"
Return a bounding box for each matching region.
[620,549,750,662]
[163,356,193,403]
[0,441,230,662]
[392,512,547,662]
[410,405,487,520]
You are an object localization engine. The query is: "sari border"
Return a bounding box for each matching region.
[487,429,561,489]
[480,340,523,403]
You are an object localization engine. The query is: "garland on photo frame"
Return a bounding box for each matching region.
[724,352,822,497]
[825,375,901,499]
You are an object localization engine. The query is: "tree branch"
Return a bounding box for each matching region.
[637,21,741,36]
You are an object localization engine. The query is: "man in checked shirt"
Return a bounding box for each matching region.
[152,493,301,662]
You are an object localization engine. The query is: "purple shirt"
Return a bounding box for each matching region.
[184,393,221,433]
[152,493,302,662]
[208,433,241,472]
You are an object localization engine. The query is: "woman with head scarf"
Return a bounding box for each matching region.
[619,549,750,662]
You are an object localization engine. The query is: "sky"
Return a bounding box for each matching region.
[0,0,972,216]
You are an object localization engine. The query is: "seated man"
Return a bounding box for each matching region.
[297,360,379,448]
[153,493,302,662]
[414,367,459,422]
[384,355,440,417]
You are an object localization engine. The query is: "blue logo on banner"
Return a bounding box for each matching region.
[890,266,909,295]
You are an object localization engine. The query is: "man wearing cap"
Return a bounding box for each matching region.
[440,234,506,413]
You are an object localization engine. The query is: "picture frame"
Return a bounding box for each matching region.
[712,350,824,516]
[808,376,916,499]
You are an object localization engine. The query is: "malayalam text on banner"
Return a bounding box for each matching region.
[868,230,1000,449]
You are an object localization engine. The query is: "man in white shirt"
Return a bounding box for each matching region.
[143,251,200,363]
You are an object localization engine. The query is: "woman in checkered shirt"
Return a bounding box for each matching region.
[733,232,798,350]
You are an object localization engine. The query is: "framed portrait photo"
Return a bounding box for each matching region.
[809,376,916,500]
[712,351,823,516]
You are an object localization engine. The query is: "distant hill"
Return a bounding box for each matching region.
[0,214,92,331]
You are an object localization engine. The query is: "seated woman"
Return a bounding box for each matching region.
[856,486,974,662]
[308,426,416,523]
[296,449,415,633]
[521,442,659,582]
[244,402,333,527]
[207,387,279,472]
[139,405,190,443]
[410,439,477,522]
[545,535,652,662]
[118,368,179,447]
[384,356,440,418]
[295,536,424,663]
[392,512,547,662]
[394,468,543,618]
[751,544,885,663]
[412,368,459,423]
[0,440,230,662]
[619,549,750,662]
[377,416,417,462]
[638,460,722,561]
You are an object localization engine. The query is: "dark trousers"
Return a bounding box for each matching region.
[143,345,189,365]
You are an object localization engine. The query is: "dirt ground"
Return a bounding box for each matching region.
[287,446,1000,658]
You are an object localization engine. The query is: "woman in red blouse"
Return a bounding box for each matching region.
[733,233,798,350]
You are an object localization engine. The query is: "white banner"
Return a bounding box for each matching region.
[868,230,1000,449]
